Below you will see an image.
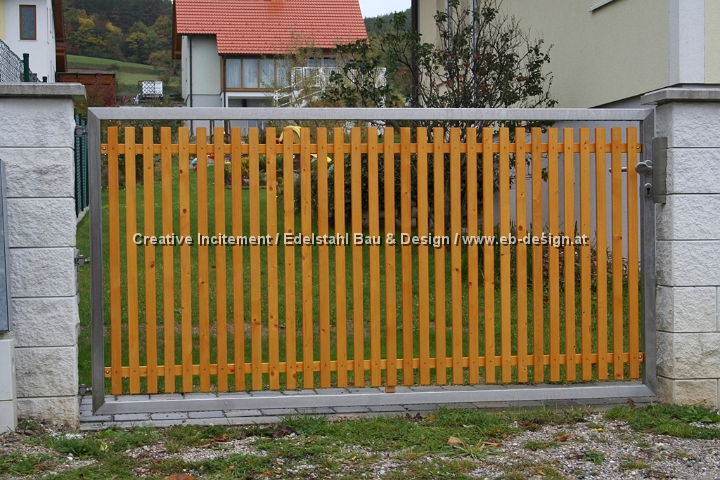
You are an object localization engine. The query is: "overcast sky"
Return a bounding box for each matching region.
[358,0,411,18]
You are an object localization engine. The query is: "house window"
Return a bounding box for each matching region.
[20,5,37,40]
[225,58,291,90]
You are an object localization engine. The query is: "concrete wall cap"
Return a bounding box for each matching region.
[642,85,720,105]
[0,83,86,100]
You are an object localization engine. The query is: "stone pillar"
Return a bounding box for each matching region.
[0,83,86,428]
[642,86,720,408]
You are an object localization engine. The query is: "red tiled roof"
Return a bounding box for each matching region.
[174,0,368,55]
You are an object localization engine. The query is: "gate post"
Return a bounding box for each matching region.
[642,86,720,408]
[0,83,86,427]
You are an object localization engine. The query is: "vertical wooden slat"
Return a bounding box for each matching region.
[160,127,175,393]
[107,127,122,394]
[266,128,280,389]
[125,127,140,394]
[450,128,463,384]
[433,127,447,385]
[351,127,364,387]
[515,128,528,383]
[316,128,331,388]
[368,128,382,387]
[531,128,544,383]
[249,128,263,390]
[283,127,297,390]
[579,128,593,381]
[300,127,314,389]
[627,127,641,379]
[595,128,609,380]
[333,128,348,388]
[547,128,561,382]
[417,128,431,385]
[231,128,245,391]
[213,127,228,392]
[196,128,211,392]
[611,127,624,379]
[563,127,577,382]
[384,128,397,390]
[178,127,193,392]
[499,128,511,383]
[142,127,158,393]
[466,128,479,385]
[482,127,495,384]
[400,127,413,386]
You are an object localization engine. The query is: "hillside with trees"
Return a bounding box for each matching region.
[63,0,175,78]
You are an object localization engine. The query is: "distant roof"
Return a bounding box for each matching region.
[173,0,367,56]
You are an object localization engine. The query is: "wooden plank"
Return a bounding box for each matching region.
[196,128,211,392]
[449,128,463,384]
[333,127,348,388]
[515,128,528,383]
[579,128,592,381]
[142,127,158,394]
[433,127,447,385]
[266,128,280,390]
[283,127,297,390]
[563,128,577,382]
[124,127,140,394]
[316,128,331,388]
[383,128,397,390]
[160,127,175,393]
[482,127,495,384]
[499,128,511,383]
[231,128,246,391]
[627,128,641,379]
[611,127,624,379]
[466,128,479,384]
[547,128,561,382]
[178,127,193,392]
[368,127,382,387]
[531,128,544,383]
[594,128,609,380]
[107,127,123,395]
[417,127,431,385]
[213,127,228,392]
[351,127,364,387]
[300,127,314,389]
[249,128,263,390]
[400,127,413,386]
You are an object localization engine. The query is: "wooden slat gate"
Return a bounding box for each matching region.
[97,121,646,396]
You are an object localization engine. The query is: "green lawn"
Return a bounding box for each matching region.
[67,54,179,98]
[75,159,638,393]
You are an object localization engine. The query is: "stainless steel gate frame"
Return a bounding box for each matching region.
[87,107,657,414]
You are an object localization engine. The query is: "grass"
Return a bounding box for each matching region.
[75,152,639,393]
[6,405,720,479]
[66,54,180,98]
[605,404,720,440]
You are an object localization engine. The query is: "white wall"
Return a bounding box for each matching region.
[3,0,55,82]
[0,83,85,428]
[181,35,222,105]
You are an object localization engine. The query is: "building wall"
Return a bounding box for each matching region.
[704,0,720,83]
[0,0,6,39]
[181,35,221,105]
[418,0,672,108]
[2,0,55,81]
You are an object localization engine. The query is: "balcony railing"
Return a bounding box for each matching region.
[291,66,386,90]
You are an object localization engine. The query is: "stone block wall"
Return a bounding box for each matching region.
[0,84,85,428]
[643,86,720,408]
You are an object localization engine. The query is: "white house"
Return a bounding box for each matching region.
[172,0,368,110]
[0,0,65,82]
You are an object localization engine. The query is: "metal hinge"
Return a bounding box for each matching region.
[75,250,90,267]
[74,125,87,138]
